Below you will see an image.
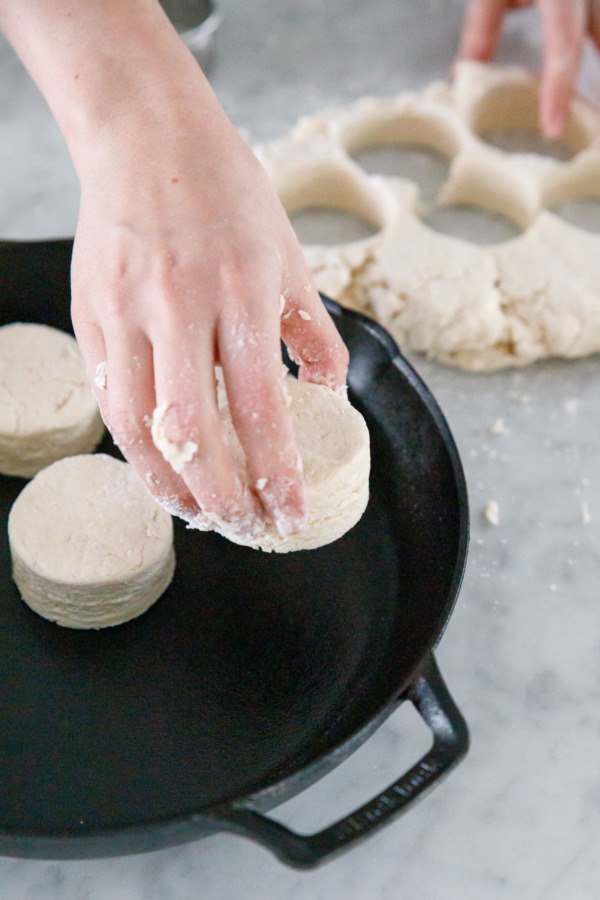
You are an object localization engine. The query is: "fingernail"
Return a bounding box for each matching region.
[541,103,565,140]
[203,505,265,542]
[153,492,202,524]
[544,117,564,140]
[272,504,307,537]
[258,476,306,536]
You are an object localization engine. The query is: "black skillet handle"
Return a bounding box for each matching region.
[210,653,468,868]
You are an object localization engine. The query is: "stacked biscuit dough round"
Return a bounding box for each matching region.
[0,322,174,629]
[256,62,600,371]
[210,373,370,553]
[0,322,104,477]
[9,454,175,629]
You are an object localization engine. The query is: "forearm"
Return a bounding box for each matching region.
[0,0,230,178]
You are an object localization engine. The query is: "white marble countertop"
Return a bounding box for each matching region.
[1,1,600,897]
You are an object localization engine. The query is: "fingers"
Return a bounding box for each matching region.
[458,0,587,140]
[280,248,349,391]
[458,0,513,61]
[75,287,344,540]
[96,319,202,522]
[217,295,307,537]
[75,309,265,539]
[150,323,265,541]
[537,0,587,138]
[457,0,533,62]
[73,292,204,521]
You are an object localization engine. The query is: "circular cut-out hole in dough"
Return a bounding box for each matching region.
[482,129,573,161]
[290,206,380,245]
[422,203,522,245]
[276,158,388,246]
[337,106,463,161]
[470,81,592,156]
[351,144,449,204]
[551,198,600,233]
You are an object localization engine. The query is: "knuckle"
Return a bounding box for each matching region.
[153,268,184,314]
[148,295,196,346]
[214,257,246,296]
[215,255,279,309]
[103,285,131,321]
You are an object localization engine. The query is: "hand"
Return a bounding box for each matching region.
[458,0,600,138]
[71,111,348,541]
[0,0,349,540]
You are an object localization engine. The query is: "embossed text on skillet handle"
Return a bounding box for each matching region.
[209,652,469,869]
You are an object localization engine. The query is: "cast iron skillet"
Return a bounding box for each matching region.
[0,239,469,869]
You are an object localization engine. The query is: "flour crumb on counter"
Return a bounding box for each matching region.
[483,501,500,526]
[489,418,506,436]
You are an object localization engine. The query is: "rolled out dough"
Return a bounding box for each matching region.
[0,322,104,477]
[8,454,175,629]
[256,62,600,371]
[176,374,370,552]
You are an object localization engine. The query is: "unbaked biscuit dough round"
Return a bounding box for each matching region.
[177,374,370,553]
[0,322,104,478]
[8,454,175,629]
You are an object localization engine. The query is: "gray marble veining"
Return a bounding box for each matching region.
[1,1,600,897]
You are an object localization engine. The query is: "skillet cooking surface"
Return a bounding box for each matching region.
[0,240,467,848]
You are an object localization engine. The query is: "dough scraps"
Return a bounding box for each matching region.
[255,62,600,371]
[8,454,175,629]
[0,322,104,477]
